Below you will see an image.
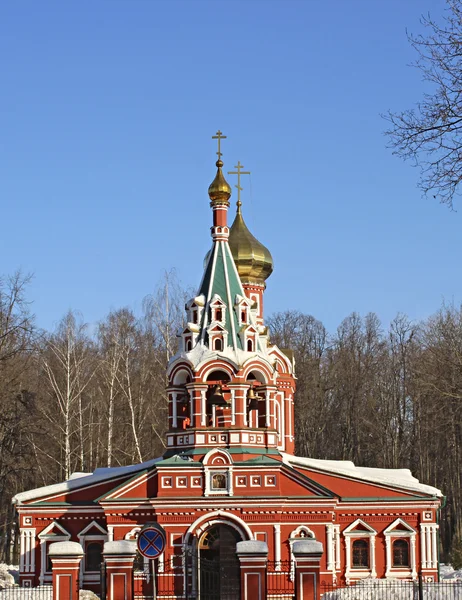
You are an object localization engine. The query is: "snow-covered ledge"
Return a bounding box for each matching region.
[49,541,84,556]
[236,540,268,556]
[103,540,137,556]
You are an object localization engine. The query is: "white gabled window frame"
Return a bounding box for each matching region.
[77,520,108,586]
[343,519,377,584]
[384,518,417,579]
[38,521,71,584]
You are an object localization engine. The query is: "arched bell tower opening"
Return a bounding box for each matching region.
[198,524,241,600]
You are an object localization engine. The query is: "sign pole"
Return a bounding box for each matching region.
[137,523,166,600]
[152,558,157,600]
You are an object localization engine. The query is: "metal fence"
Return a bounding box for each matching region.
[267,560,295,599]
[0,586,52,600]
[320,579,462,600]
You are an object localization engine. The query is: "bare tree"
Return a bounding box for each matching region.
[40,311,97,479]
[384,0,462,208]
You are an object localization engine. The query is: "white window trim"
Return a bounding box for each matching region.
[343,519,377,583]
[78,521,107,586]
[384,518,417,579]
[38,522,70,585]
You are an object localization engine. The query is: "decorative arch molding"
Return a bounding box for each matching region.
[124,527,142,540]
[203,449,234,496]
[171,366,193,386]
[241,358,274,383]
[197,359,237,381]
[267,345,294,374]
[183,510,253,547]
[383,518,417,579]
[343,519,377,583]
[203,448,233,466]
[288,525,316,580]
[167,358,195,380]
[38,521,71,585]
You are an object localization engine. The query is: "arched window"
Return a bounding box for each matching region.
[214,338,223,351]
[352,539,369,568]
[86,542,103,571]
[192,310,198,324]
[186,339,192,352]
[393,539,410,567]
[247,339,253,352]
[241,310,246,323]
[215,308,222,321]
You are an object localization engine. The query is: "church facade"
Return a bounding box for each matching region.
[13,133,443,597]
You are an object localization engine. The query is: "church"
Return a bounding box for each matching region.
[13,132,443,598]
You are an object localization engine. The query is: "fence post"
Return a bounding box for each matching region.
[418,573,424,600]
[292,540,324,600]
[103,540,137,600]
[49,541,84,600]
[236,540,268,600]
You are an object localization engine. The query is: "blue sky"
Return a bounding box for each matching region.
[0,0,458,334]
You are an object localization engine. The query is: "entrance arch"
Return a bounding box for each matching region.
[197,524,242,600]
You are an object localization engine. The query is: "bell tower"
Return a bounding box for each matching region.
[165,132,296,460]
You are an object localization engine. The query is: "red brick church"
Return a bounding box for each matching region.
[13,133,443,599]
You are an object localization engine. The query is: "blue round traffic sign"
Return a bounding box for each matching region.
[137,524,166,559]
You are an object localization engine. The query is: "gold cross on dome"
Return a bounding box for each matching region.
[228,161,250,207]
[212,130,227,160]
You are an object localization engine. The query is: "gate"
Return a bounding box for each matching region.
[197,555,241,600]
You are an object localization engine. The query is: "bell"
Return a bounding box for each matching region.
[207,384,228,407]
[247,386,260,412]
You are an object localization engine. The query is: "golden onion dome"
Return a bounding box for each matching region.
[208,160,231,205]
[228,202,273,285]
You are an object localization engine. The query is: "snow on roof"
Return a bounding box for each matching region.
[13,456,163,505]
[282,453,443,498]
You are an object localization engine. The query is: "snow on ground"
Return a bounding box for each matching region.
[0,566,98,598]
[321,578,462,600]
[440,563,462,582]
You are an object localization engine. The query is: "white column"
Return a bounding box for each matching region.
[274,524,281,569]
[426,527,432,568]
[158,553,164,573]
[420,525,427,569]
[201,389,206,426]
[411,536,417,578]
[345,536,351,583]
[107,525,114,542]
[326,524,334,571]
[431,525,438,569]
[385,535,391,577]
[30,531,35,573]
[189,391,194,427]
[265,392,270,427]
[334,526,341,570]
[231,389,236,426]
[172,392,178,428]
[370,535,377,577]
[19,530,25,571]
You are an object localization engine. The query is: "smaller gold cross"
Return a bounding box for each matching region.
[228,161,250,207]
[212,130,227,160]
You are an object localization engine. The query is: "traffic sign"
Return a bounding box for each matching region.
[137,523,166,559]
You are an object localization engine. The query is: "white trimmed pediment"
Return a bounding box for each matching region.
[39,521,70,538]
[78,520,107,537]
[210,295,226,307]
[344,519,377,534]
[384,518,416,535]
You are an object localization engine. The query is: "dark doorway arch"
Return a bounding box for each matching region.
[198,524,241,600]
